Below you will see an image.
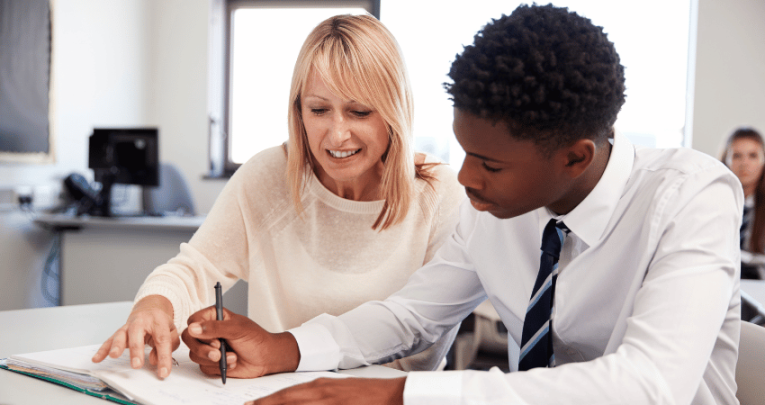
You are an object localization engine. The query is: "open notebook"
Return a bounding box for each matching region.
[0,343,347,405]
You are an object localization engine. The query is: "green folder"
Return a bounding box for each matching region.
[0,362,138,405]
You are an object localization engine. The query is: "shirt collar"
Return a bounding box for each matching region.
[538,131,635,246]
[745,194,755,209]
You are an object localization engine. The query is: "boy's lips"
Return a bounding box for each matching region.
[466,190,495,212]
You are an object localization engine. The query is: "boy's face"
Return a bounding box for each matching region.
[453,108,573,219]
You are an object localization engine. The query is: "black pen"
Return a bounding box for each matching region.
[214,282,227,384]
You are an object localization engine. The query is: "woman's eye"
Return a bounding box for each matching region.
[482,162,501,173]
[352,110,371,118]
[310,108,327,115]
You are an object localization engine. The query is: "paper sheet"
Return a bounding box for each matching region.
[11,344,348,405]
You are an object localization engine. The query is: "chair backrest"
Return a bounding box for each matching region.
[142,163,196,216]
[736,320,765,405]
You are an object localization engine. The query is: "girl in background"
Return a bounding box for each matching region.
[721,126,765,279]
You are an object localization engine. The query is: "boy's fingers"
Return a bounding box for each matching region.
[188,319,245,341]
[189,348,218,367]
[187,306,217,325]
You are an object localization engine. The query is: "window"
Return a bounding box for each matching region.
[0,0,52,163]
[212,1,693,175]
[209,0,378,176]
[383,0,693,169]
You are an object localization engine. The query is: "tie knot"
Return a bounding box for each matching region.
[541,219,569,258]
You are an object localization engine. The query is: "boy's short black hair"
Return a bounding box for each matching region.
[445,3,626,154]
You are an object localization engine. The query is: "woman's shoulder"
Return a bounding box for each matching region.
[416,152,459,183]
[238,144,288,174]
[227,145,290,195]
[414,152,465,201]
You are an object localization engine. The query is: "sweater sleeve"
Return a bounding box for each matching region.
[133,148,279,331]
[382,159,466,372]
[423,160,465,264]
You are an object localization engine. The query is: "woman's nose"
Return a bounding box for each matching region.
[328,114,351,144]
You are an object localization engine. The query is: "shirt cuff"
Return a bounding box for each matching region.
[288,323,342,372]
[403,371,462,405]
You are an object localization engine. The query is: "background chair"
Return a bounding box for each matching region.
[449,300,509,371]
[142,163,196,216]
[741,250,765,280]
[736,320,765,405]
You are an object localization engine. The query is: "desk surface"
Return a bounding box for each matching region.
[741,279,765,307]
[0,302,403,404]
[34,213,206,232]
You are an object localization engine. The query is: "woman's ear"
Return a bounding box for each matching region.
[563,139,596,179]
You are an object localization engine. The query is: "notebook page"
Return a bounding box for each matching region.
[11,343,348,404]
[96,346,348,405]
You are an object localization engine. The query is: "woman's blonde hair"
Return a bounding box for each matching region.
[287,14,431,230]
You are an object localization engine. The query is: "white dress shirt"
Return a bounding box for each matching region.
[290,132,744,405]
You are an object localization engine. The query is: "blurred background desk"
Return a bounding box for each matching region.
[33,214,247,315]
[741,279,765,306]
[0,301,134,404]
[740,279,765,326]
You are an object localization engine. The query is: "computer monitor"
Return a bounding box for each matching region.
[87,128,159,217]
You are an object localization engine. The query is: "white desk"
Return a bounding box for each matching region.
[33,213,247,315]
[741,279,765,306]
[0,302,134,404]
[0,302,404,404]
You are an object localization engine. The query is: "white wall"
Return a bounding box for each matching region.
[691,0,765,157]
[0,0,155,310]
[146,0,226,214]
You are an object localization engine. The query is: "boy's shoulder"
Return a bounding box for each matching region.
[626,145,742,211]
[632,145,733,181]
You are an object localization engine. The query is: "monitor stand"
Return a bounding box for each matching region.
[90,170,117,217]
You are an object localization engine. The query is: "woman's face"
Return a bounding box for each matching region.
[728,137,765,192]
[301,70,389,200]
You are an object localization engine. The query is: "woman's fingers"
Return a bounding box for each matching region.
[92,336,115,363]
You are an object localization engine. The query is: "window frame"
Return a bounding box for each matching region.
[211,0,380,178]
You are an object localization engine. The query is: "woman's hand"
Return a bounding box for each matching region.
[91,295,180,379]
[182,306,300,378]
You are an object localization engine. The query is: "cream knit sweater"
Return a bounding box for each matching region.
[135,145,465,371]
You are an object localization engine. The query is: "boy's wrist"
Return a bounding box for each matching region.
[268,331,301,374]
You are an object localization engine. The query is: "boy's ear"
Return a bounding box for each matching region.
[562,139,596,178]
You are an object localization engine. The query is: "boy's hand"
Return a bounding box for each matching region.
[182,306,300,378]
[244,377,406,405]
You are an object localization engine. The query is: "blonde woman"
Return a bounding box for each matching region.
[92,14,464,379]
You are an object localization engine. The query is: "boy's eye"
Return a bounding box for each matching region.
[482,162,501,173]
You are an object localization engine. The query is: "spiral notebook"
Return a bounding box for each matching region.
[1,343,348,405]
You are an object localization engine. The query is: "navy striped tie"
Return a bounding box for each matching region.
[519,219,570,371]
[741,206,751,250]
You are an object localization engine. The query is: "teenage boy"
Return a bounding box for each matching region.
[184,4,742,404]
